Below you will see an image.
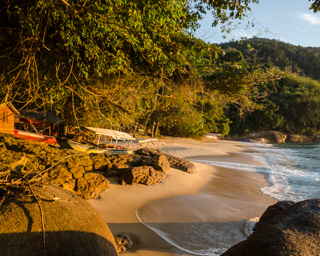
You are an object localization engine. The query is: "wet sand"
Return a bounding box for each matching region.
[89,138,277,255]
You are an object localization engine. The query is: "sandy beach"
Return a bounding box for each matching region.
[89,138,277,256]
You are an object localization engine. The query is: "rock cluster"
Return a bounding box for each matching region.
[0,135,196,199]
[222,199,320,256]
[233,131,320,144]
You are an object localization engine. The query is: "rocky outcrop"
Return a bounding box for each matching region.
[286,134,314,143]
[253,200,295,231]
[222,199,320,256]
[264,131,287,143]
[0,185,118,256]
[134,147,196,174]
[1,136,197,198]
[243,131,287,143]
[138,154,171,172]
[164,153,196,174]
[119,165,167,185]
[232,131,320,144]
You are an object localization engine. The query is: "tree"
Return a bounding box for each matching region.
[0,0,318,136]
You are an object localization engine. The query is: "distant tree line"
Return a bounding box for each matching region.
[221,38,320,136]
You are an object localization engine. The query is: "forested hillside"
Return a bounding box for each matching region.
[221,38,320,81]
[221,38,320,136]
[1,1,320,137]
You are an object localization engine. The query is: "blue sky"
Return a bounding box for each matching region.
[195,0,320,47]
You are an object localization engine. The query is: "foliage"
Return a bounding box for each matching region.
[1,1,319,138]
[229,74,320,136]
[221,38,320,81]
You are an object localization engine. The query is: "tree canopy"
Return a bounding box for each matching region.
[1,0,319,137]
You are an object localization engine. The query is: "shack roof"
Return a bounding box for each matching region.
[86,127,135,140]
[0,102,20,114]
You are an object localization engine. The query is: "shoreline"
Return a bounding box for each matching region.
[89,138,277,255]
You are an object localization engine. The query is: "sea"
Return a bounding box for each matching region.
[135,142,320,256]
[192,142,320,202]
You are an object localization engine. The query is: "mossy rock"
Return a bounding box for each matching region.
[75,173,109,199]
[48,165,73,185]
[69,166,85,179]
[0,134,17,148]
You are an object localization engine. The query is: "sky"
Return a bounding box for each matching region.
[194,0,320,47]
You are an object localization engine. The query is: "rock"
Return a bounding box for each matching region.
[222,199,320,256]
[253,200,295,231]
[9,156,29,173]
[76,173,110,199]
[286,134,313,143]
[134,147,196,174]
[0,142,7,152]
[119,166,167,185]
[114,232,138,253]
[93,160,107,171]
[0,185,118,256]
[262,131,287,143]
[134,147,161,157]
[69,166,86,179]
[233,131,288,144]
[0,134,17,148]
[164,154,196,174]
[139,154,170,172]
[48,165,73,185]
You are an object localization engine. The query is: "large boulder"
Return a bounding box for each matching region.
[164,153,196,174]
[222,199,320,256]
[0,185,118,256]
[286,134,313,143]
[134,148,196,174]
[138,154,171,172]
[76,172,110,199]
[119,165,167,185]
[261,131,287,143]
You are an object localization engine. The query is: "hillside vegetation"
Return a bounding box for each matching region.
[221,38,320,136]
[1,1,320,137]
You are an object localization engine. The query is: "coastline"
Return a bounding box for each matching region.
[89,138,277,255]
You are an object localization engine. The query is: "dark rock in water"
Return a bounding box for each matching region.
[222,199,320,256]
[233,131,288,144]
[119,165,167,185]
[264,131,287,143]
[0,185,118,256]
[134,147,196,174]
[286,134,313,143]
[254,200,295,231]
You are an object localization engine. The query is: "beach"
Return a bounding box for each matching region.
[89,138,277,255]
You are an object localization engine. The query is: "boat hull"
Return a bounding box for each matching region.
[14,130,57,145]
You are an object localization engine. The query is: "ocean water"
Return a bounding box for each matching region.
[135,142,320,255]
[191,142,320,201]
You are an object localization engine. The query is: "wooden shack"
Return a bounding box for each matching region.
[0,102,20,135]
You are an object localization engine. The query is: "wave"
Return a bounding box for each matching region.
[191,142,320,201]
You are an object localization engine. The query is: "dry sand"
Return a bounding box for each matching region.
[89,138,277,256]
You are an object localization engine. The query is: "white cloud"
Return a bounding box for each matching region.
[299,13,320,25]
